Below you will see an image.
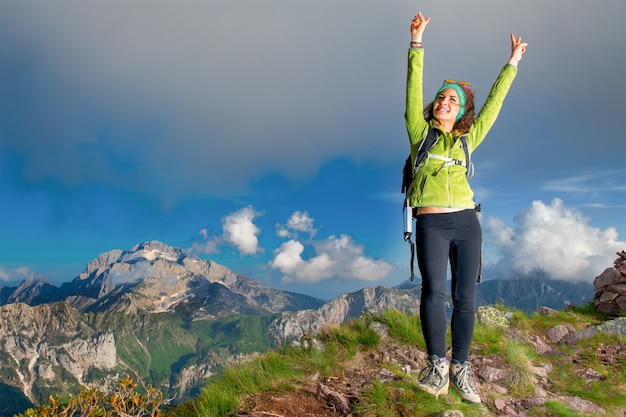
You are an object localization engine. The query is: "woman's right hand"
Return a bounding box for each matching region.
[410,12,430,42]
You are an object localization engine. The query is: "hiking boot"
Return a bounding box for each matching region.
[450,361,481,404]
[417,355,449,398]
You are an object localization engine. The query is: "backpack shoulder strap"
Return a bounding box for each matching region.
[401,127,439,194]
[414,127,439,169]
[458,135,474,179]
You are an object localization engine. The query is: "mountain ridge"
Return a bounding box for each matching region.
[0,240,595,314]
[0,240,598,416]
[1,240,325,316]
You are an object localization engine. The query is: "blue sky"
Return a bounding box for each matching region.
[1,0,625,300]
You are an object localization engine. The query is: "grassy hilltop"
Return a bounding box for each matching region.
[19,305,626,417]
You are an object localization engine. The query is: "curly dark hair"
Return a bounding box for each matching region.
[423,88,476,134]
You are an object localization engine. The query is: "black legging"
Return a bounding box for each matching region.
[416,209,481,364]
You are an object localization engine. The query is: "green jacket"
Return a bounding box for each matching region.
[405,48,517,209]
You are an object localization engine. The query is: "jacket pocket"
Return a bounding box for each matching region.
[411,172,428,206]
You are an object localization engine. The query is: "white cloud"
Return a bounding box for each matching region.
[271,234,394,284]
[276,210,318,238]
[189,228,222,255]
[269,240,305,274]
[189,206,264,257]
[14,267,33,276]
[109,262,157,285]
[484,198,624,281]
[542,170,626,194]
[221,206,263,256]
[0,267,11,282]
[0,266,36,282]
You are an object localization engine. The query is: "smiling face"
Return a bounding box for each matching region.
[433,88,462,126]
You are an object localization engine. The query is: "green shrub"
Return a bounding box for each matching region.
[17,375,166,417]
[504,340,537,395]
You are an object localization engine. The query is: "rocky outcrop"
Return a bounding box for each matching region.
[239,305,624,417]
[0,302,117,403]
[269,286,420,344]
[593,250,626,316]
[447,306,622,416]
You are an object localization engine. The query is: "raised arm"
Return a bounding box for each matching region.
[467,33,527,147]
[507,33,528,67]
[406,12,431,145]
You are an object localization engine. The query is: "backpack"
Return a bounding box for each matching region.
[402,127,474,281]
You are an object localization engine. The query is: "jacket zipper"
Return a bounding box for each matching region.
[446,134,453,207]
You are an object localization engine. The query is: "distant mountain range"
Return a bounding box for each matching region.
[0,240,595,416]
[1,241,323,315]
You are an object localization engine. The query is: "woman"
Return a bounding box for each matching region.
[405,12,527,404]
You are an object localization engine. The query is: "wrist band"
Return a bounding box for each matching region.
[410,41,422,45]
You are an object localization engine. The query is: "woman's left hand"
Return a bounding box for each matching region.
[508,33,528,66]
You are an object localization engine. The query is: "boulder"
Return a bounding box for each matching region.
[593,251,626,317]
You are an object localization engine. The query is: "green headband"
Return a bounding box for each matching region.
[434,83,468,122]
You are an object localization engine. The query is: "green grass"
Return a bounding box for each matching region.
[472,322,507,356]
[324,315,381,353]
[188,315,274,353]
[504,340,537,396]
[148,306,626,416]
[528,305,604,334]
[195,347,322,417]
[185,311,496,417]
[192,315,384,417]
[378,308,426,347]
[549,332,626,413]
[146,325,196,372]
[525,400,596,417]
[356,381,491,417]
[354,379,402,417]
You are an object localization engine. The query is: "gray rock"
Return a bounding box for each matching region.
[560,317,626,344]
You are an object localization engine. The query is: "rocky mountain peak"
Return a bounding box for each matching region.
[0,274,57,306]
[124,240,184,263]
[77,240,181,281]
[1,241,323,319]
[77,248,124,281]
